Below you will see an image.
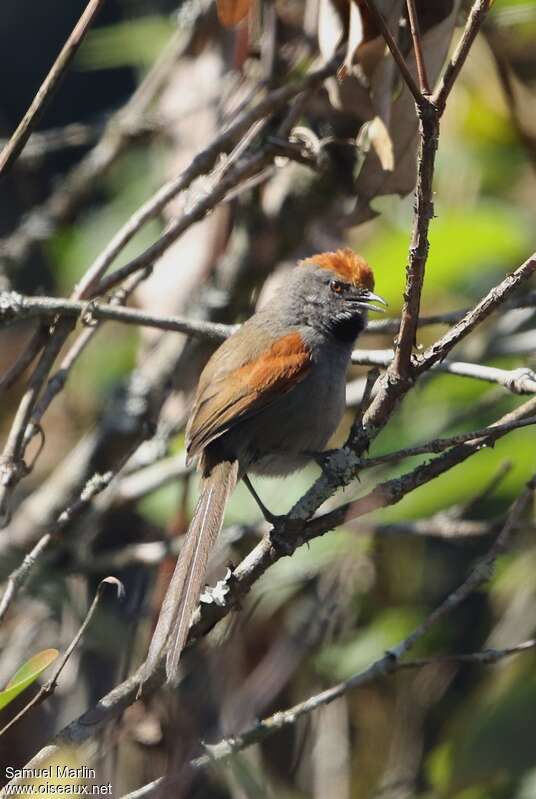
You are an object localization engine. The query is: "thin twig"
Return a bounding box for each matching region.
[405,0,430,95]
[415,252,536,373]
[351,348,536,394]
[348,0,496,459]
[7,397,536,777]
[346,367,380,450]
[118,483,535,798]
[0,16,203,517]
[0,325,49,391]
[357,416,536,470]
[433,0,493,113]
[0,293,233,340]
[0,10,206,273]
[0,471,114,622]
[3,290,536,340]
[0,577,124,739]
[0,0,105,178]
[484,27,536,168]
[0,121,107,164]
[0,321,73,525]
[135,636,536,798]
[74,54,341,299]
[363,0,422,106]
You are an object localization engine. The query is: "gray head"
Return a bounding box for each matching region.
[278,249,386,343]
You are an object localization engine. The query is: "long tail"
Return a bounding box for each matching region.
[141,460,238,686]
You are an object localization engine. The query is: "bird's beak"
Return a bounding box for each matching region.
[353,290,388,313]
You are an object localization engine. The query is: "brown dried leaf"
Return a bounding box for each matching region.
[346,0,462,225]
[217,0,252,28]
[367,115,394,171]
[355,34,387,80]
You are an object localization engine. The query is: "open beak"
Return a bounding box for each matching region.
[354,290,388,313]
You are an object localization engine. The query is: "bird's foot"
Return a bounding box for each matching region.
[269,521,296,556]
[308,448,339,471]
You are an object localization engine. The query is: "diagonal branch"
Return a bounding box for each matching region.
[9,465,534,789]
[0,577,124,739]
[433,0,493,113]
[406,0,430,95]
[363,0,422,106]
[0,0,105,178]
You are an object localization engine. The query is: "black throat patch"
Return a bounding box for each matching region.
[329,312,365,343]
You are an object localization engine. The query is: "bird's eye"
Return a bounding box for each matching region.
[330,280,346,294]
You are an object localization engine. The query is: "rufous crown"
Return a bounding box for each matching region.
[301,248,375,290]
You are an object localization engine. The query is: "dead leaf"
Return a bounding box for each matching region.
[367,115,394,171]
[217,0,252,28]
[355,34,387,80]
[346,0,463,225]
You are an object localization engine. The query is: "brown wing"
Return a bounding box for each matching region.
[186,330,312,461]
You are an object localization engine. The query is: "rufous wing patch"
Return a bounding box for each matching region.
[302,248,375,290]
[187,331,312,459]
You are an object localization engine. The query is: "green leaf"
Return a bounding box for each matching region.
[77,16,175,70]
[0,649,59,711]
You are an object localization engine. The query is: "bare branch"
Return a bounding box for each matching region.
[0,0,105,178]
[406,0,430,95]
[0,326,48,391]
[351,348,536,394]
[357,416,536,470]
[415,252,536,372]
[0,577,124,739]
[363,0,422,106]
[7,397,535,776]
[117,482,535,798]
[433,0,493,113]
[0,471,114,622]
[0,292,233,341]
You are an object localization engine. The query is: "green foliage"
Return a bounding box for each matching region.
[317,608,423,679]
[77,16,175,70]
[0,649,58,711]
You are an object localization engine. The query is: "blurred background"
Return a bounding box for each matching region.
[1,0,536,796]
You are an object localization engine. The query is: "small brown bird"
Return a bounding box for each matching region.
[142,249,385,684]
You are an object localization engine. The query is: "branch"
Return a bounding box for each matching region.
[0,0,105,178]
[0,577,124,739]
[433,0,493,113]
[363,0,422,106]
[73,54,341,299]
[0,77,338,514]
[0,3,211,274]
[3,290,536,343]
[9,395,535,780]
[0,325,49,392]
[415,252,536,372]
[0,291,233,341]
[0,14,210,519]
[193,638,536,774]
[351,348,536,394]
[117,483,535,798]
[0,323,73,525]
[0,471,114,623]
[0,120,110,164]
[357,416,536,470]
[406,0,430,96]
[347,0,496,459]
[367,293,536,334]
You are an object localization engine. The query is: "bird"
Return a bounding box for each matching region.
[141,248,385,685]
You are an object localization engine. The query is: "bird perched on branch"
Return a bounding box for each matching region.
[141,248,385,685]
